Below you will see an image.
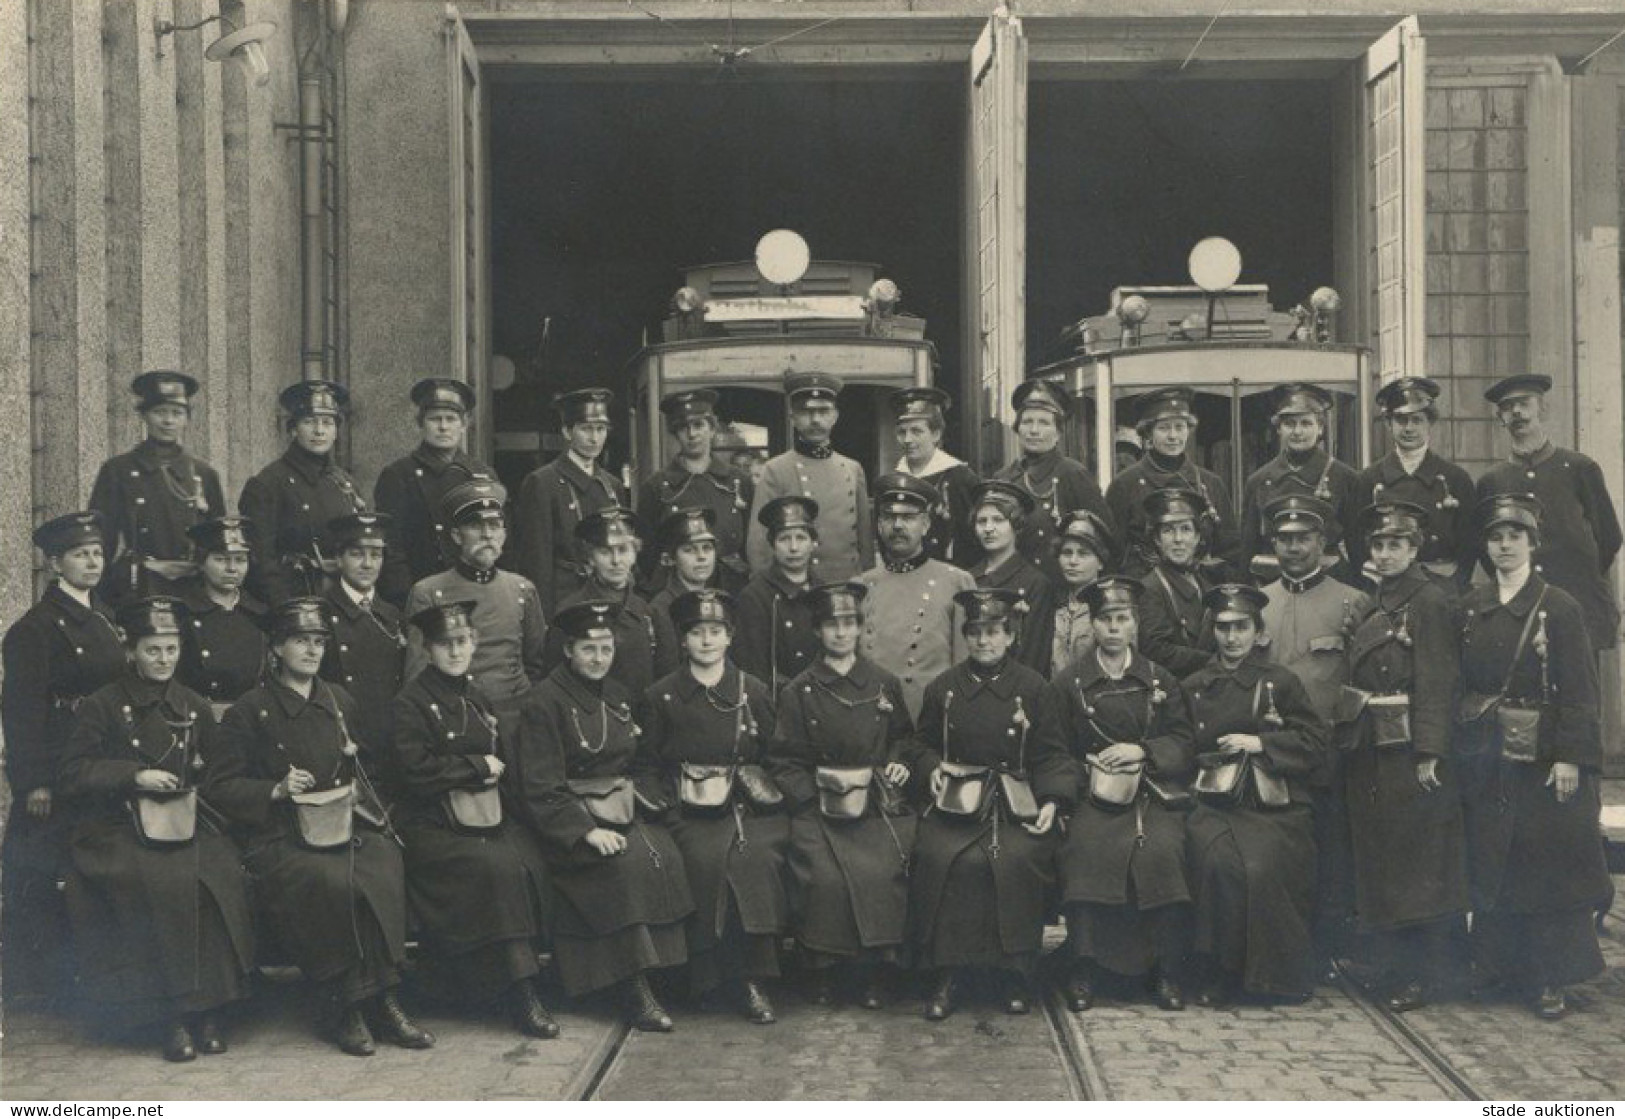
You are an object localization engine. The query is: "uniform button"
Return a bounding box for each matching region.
[1198,722,1206,729]
[201,650,210,658]
[784,621,793,628]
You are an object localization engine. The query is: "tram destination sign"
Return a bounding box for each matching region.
[704,295,867,323]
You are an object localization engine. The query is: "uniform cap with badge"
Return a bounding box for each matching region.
[872,471,939,515]
[130,370,200,412]
[971,478,1037,520]
[807,580,868,624]
[408,600,479,643]
[1141,486,1210,526]
[891,386,951,427]
[1134,387,1198,433]
[953,586,1022,625]
[187,516,253,557]
[440,479,508,527]
[263,596,334,641]
[278,379,350,423]
[410,378,476,417]
[1475,491,1543,536]
[660,388,719,430]
[327,512,392,552]
[1080,575,1143,616]
[553,387,614,426]
[784,370,844,405]
[574,505,639,549]
[1011,379,1071,420]
[1202,583,1269,623]
[757,494,820,539]
[554,599,623,641]
[117,595,190,640]
[1263,493,1334,535]
[660,506,718,553]
[33,511,107,557]
[1057,508,1115,558]
[1375,376,1440,417]
[1270,382,1334,422]
[1356,500,1427,544]
[670,588,735,633]
[1483,373,1552,406]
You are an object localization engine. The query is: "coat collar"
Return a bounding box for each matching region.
[281,443,331,485]
[657,454,733,486]
[411,443,472,475]
[1278,567,1328,595]
[764,567,814,599]
[1188,648,1270,690]
[180,580,264,617]
[555,452,612,493]
[549,663,633,713]
[267,674,340,719]
[1468,571,1549,620]
[1268,446,1329,482]
[323,578,371,620]
[1511,440,1557,468]
[44,582,113,623]
[118,671,190,717]
[132,438,188,471]
[1072,648,1160,690]
[948,658,1022,701]
[417,663,474,706]
[971,553,1036,588]
[1377,447,1445,485]
[810,654,879,690]
[1374,565,1429,612]
[896,449,964,479]
[669,662,745,702]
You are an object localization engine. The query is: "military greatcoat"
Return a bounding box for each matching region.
[636,455,755,590]
[512,454,628,619]
[320,580,408,759]
[1259,570,1368,724]
[509,665,692,996]
[731,569,821,695]
[909,658,1065,971]
[238,444,369,606]
[1139,563,1215,679]
[1239,448,1360,567]
[859,554,976,720]
[89,439,226,604]
[404,562,548,726]
[373,445,496,606]
[1183,652,1325,997]
[746,446,874,583]
[176,581,268,714]
[995,448,1113,584]
[766,656,922,957]
[58,674,254,1026]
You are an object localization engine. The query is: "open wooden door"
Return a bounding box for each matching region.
[447,6,489,455]
[965,4,1028,474]
[1363,17,1427,385]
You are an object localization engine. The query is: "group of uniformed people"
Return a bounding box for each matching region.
[2,359,1619,1063]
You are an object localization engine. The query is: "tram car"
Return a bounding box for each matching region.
[1030,238,1373,500]
[626,230,934,486]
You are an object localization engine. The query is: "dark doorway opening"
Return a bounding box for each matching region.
[488,74,963,488]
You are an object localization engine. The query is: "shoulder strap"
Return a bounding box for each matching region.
[1499,586,1549,697]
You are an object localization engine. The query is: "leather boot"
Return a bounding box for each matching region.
[161,1019,197,1063]
[1536,987,1567,1020]
[1155,976,1186,1012]
[1065,965,1096,1012]
[1385,980,1427,1014]
[924,971,957,1021]
[627,972,674,1032]
[512,979,560,1039]
[858,966,887,1011]
[742,980,776,1025]
[194,1011,228,1055]
[333,1004,375,1057]
[374,989,436,1049]
[810,970,837,1007]
[1004,974,1032,1016]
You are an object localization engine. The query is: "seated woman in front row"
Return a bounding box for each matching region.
[909,587,1066,1021]
[1182,584,1325,1006]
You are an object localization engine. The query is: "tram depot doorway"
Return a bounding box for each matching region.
[487,72,1338,487]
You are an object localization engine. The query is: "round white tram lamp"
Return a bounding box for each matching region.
[1188,236,1243,340]
[755,229,812,290]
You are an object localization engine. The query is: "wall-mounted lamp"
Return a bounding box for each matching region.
[154,14,278,88]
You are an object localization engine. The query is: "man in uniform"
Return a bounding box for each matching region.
[891,386,983,568]
[321,513,407,758]
[89,370,226,606]
[239,379,369,606]
[1239,382,1360,576]
[1476,373,1622,654]
[373,378,496,607]
[1106,387,1238,577]
[858,473,976,720]
[1348,376,1476,590]
[405,479,547,727]
[733,496,823,694]
[512,387,628,619]
[746,371,873,583]
[636,389,753,593]
[995,379,1112,583]
[1138,488,1218,677]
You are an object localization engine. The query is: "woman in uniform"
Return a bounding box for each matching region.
[511,601,693,1032]
[967,480,1055,676]
[211,598,432,1057]
[177,517,267,717]
[1040,577,1197,1012]
[640,589,788,1024]
[909,588,1066,1020]
[1183,584,1326,1005]
[1,513,127,998]
[1457,494,1610,1019]
[385,600,557,1038]
[766,581,921,1009]
[59,597,255,1061]
[1340,501,1467,1012]
[1050,510,1113,679]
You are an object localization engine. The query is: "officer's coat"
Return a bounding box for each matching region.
[177,581,268,710]
[1477,443,1622,651]
[1259,570,1368,722]
[1239,447,1359,564]
[237,444,368,605]
[1106,453,1238,573]
[88,440,226,602]
[1348,449,1476,583]
[511,454,627,619]
[858,555,976,720]
[731,568,821,694]
[320,580,407,758]
[635,455,754,589]
[404,564,548,722]
[373,445,495,606]
[745,449,873,583]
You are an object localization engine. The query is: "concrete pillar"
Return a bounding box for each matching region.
[0,0,31,626]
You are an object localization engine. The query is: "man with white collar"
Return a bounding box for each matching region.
[1348,376,1475,590]
[890,386,983,568]
[1475,374,1621,653]
[745,371,873,583]
[858,473,976,719]
[512,387,629,619]
[320,513,407,757]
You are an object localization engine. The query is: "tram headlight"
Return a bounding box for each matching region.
[866,279,901,315]
[1116,295,1151,326]
[673,287,706,315]
[1309,287,1342,314]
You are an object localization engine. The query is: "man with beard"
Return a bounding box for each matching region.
[746,372,873,583]
[1239,383,1360,577]
[1475,374,1621,655]
[405,479,548,727]
[636,389,753,593]
[857,473,976,720]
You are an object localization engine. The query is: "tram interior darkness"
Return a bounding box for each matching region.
[488,75,963,486]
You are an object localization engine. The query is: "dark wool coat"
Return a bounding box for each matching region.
[373,444,496,606]
[1340,567,1468,930]
[89,440,226,604]
[1348,450,1477,583]
[908,658,1064,963]
[1456,576,1611,916]
[508,666,692,943]
[237,444,369,605]
[210,678,408,985]
[766,656,922,954]
[1239,447,1360,564]
[383,666,549,957]
[995,448,1113,584]
[639,664,790,954]
[1107,452,1239,574]
[58,674,254,1017]
[1139,562,1215,678]
[969,553,1055,678]
[541,579,680,699]
[177,582,267,710]
[898,455,985,569]
[319,580,408,759]
[1183,653,1325,996]
[511,454,628,619]
[731,569,821,695]
[636,455,755,590]
[1038,652,1195,910]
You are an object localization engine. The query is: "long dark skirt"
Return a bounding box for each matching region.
[669,807,789,994]
[2,811,75,997]
[1186,802,1317,997]
[64,821,254,1028]
[1472,907,1606,991]
[244,827,407,1003]
[546,819,693,997]
[1059,798,1190,909]
[909,811,1056,972]
[787,810,915,957]
[1462,760,1611,917]
[1344,745,1468,931]
[1066,896,1192,981]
